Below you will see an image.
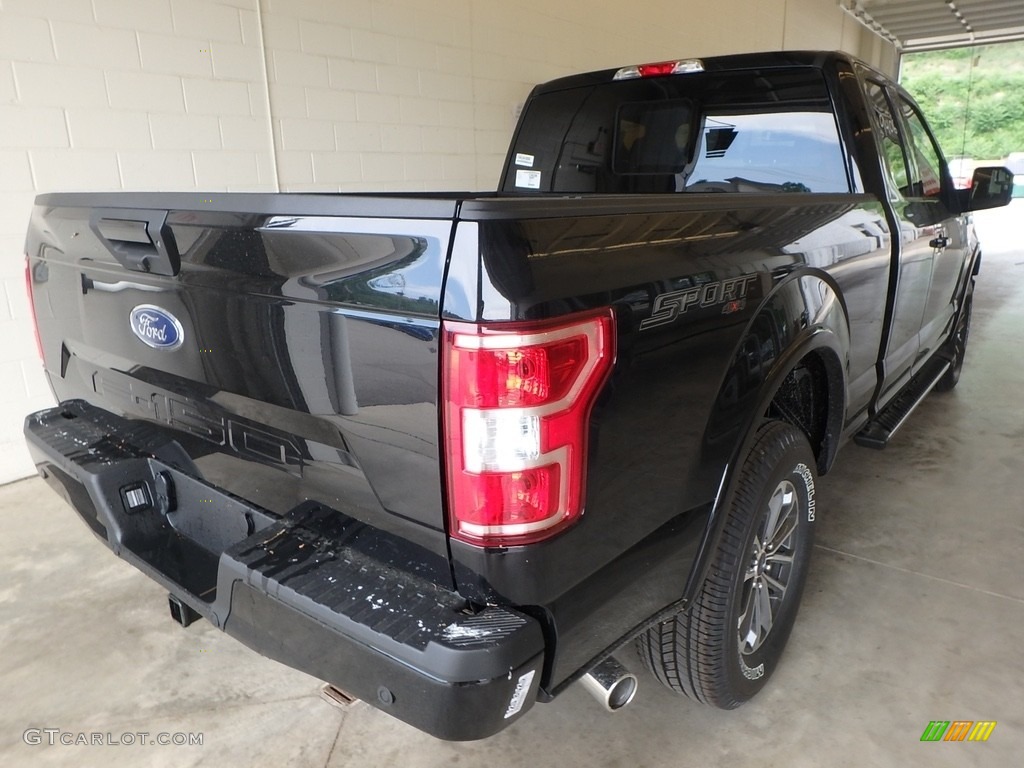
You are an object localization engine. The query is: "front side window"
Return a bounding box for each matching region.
[899,98,945,198]
[864,79,953,226]
[865,80,910,199]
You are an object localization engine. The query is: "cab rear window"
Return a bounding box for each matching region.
[504,67,850,195]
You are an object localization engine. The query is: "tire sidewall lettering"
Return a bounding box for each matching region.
[739,657,765,681]
[795,462,816,522]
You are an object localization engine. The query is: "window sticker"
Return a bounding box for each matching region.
[515,153,535,168]
[515,169,542,189]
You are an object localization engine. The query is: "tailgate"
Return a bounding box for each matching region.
[26,193,457,572]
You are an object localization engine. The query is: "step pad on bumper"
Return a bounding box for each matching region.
[221,502,538,672]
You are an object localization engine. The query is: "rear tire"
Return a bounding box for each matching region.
[637,420,816,708]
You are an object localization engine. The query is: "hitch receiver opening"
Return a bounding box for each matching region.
[168,594,201,628]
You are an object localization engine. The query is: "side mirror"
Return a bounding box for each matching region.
[965,166,1014,212]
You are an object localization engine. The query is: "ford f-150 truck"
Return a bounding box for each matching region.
[22,51,1012,740]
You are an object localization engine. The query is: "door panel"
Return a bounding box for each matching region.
[863,81,963,405]
[864,80,928,402]
[895,96,965,363]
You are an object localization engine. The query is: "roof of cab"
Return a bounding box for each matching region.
[530,50,855,96]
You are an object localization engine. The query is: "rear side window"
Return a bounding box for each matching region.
[504,67,850,195]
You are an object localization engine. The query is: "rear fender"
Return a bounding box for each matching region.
[683,271,848,606]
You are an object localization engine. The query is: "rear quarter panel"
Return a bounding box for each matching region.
[445,193,891,686]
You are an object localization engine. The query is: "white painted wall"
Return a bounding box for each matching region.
[0,0,893,483]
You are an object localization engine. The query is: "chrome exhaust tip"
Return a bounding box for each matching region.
[580,655,638,712]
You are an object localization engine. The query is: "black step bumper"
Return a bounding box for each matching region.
[24,402,545,740]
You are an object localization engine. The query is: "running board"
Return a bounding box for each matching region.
[854,358,950,449]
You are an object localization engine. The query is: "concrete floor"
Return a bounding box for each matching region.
[3,202,1023,768]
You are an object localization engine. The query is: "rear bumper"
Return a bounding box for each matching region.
[24,402,545,741]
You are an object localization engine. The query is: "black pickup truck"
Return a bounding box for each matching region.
[23,51,1012,740]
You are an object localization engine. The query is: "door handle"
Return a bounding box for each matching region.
[928,235,949,249]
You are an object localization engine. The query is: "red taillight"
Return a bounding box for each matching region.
[24,256,43,361]
[442,309,615,547]
[454,337,587,408]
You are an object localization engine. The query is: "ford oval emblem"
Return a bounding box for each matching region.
[129,305,184,350]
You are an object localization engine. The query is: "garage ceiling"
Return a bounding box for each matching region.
[841,0,1024,51]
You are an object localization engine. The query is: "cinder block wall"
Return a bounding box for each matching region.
[0,0,893,483]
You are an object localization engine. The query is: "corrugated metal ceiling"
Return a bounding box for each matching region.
[841,0,1024,51]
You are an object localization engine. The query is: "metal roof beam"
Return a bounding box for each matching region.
[902,26,1024,52]
[843,0,1024,49]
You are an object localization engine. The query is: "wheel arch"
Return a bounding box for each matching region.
[683,270,849,607]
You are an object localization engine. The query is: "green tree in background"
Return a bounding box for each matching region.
[901,41,1024,162]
